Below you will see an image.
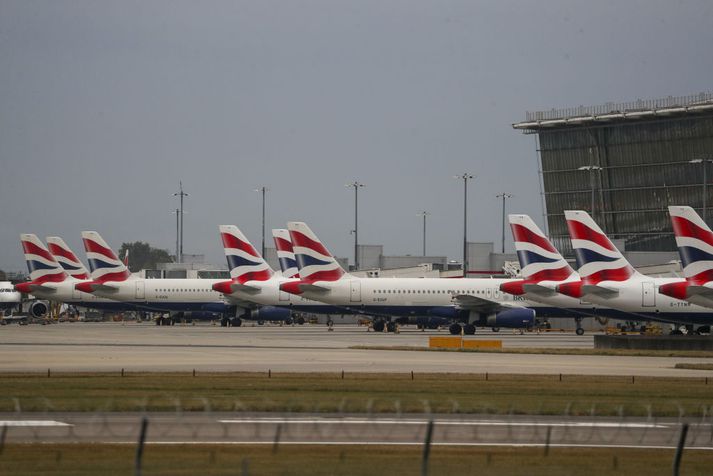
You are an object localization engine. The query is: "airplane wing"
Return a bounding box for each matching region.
[230,283,261,294]
[451,294,522,313]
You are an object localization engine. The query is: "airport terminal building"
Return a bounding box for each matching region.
[513,92,713,257]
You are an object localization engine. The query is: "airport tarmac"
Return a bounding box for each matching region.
[0,322,712,376]
[1,412,710,450]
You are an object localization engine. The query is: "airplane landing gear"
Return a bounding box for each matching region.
[575,317,584,336]
[463,324,476,335]
[449,323,462,335]
[372,320,385,332]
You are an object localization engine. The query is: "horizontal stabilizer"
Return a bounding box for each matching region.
[581,284,619,298]
[522,283,558,297]
[299,283,330,293]
[686,285,713,297]
[28,284,57,294]
[230,282,261,294]
[91,283,120,293]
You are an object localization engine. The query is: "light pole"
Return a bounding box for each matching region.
[577,165,602,220]
[173,209,179,262]
[346,181,365,270]
[455,173,474,276]
[496,193,513,253]
[173,182,188,264]
[690,158,713,225]
[255,187,268,257]
[418,211,430,256]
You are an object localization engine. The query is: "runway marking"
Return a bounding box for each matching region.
[0,420,72,427]
[217,418,668,429]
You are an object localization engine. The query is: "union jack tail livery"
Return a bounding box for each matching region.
[500,214,576,296]
[20,234,66,284]
[565,210,639,284]
[219,225,274,283]
[46,236,90,280]
[287,222,346,282]
[272,229,299,279]
[659,206,713,301]
[81,231,131,283]
[668,206,713,284]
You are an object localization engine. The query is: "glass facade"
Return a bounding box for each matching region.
[534,115,713,255]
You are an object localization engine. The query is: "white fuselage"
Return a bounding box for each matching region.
[0,282,21,310]
[88,277,228,312]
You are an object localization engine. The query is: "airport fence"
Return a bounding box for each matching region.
[1,399,712,475]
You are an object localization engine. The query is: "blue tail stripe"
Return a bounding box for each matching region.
[58,263,81,271]
[516,250,558,267]
[27,260,57,272]
[573,248,618,268]
[227,255,263,271]
[296,254,331,269]
[278,257,297,272]
[88,258,119,272]
[678,246,713,268]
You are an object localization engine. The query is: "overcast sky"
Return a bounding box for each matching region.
[1,0,712,272]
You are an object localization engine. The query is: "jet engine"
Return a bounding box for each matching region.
[28,300,49,318]
[486,308,535,328]
[243,306,292,322]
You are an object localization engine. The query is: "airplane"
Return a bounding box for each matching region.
[0,281,21,313]
[659,206,713,313]
[211,226,353,326]
[73,231,232,320]
[499,214,640,335]
[555,210,712,329]
[279,221,585,335]
[272,229,299,279]
[14,234,138,317]
[46,236,91,280]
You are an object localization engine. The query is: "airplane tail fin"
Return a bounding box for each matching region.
[81,231,131,282]
[46,236,90,280]
[564,210,638,284]
[287,222,346,282]
[668,205,713,284]
[20,234,67,283]
[219,225,274,283]
[272,229,299,278]
[509,214,575,282]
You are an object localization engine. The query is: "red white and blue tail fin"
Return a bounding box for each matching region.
[287,222,346,282]
[46,236,90,280]
[564,210,639,284]
[272,229,299,279]
[668,206,713,284]
[500,214,577,296]
[81,231,131,283]
[219,225,274,283]
[20,234,67,284]
[509,214,576,282]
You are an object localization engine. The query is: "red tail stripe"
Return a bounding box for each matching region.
[95,270,130,283]
[47,243,78,262]
[302,269,344,282]
[566,220,616,251]
[687,269,713,285]
[83,238,118,259]
[510,224,558,253]
[221,233,260,257]
[235,270,272,284]
[289,231,332,258]
[273,237,293,253]
[34,272,66,284]
[582,267,633,284]
[22,241,55,262]
[658,281,689,300]
[671,216,713,247]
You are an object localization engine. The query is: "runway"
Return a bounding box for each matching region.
[1,412,709,450]
[0,322,712,376]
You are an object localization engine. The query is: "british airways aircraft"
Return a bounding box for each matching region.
[659,206,713,313]
[14,234,135,317]
[555,210,712,327]
[73,231,231,317]
[499,214,634,335]
[0,281,21,313]
[210,225,352,326]
[46,236,91,280]
[278,221,585,334]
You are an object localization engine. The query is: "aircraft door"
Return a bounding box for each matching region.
[642,282,655,307]
[350,281,361,302]
[136,281,145,300]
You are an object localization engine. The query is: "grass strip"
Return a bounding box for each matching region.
[0,372,711,416]
[1,444,713,476]
[350,345,713,358]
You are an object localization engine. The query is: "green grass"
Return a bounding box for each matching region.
[351,345,713,358]
[1,372,712,416]
[1,444,713,476]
